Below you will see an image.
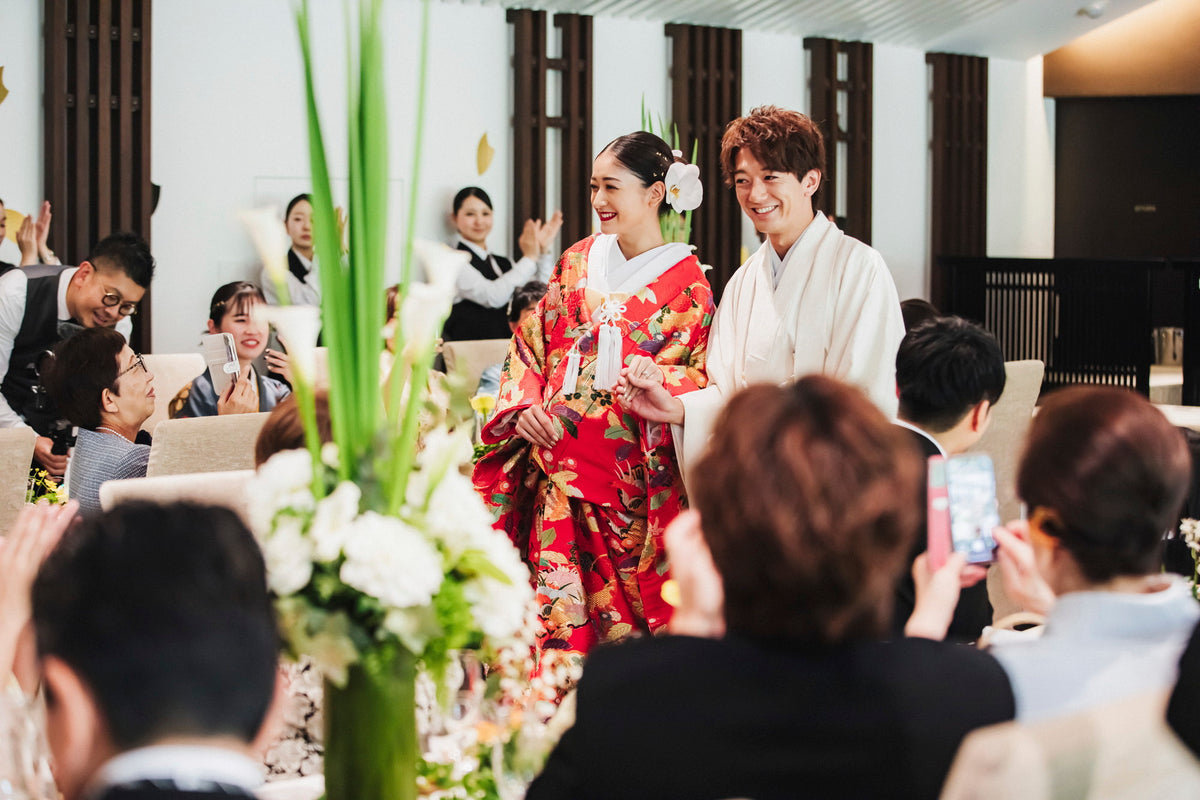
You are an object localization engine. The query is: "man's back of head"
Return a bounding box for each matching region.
[33,502,277,799]
[896,316,1006,452]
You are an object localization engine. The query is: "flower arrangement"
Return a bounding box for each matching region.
[241,2,536,798]
[1180,518,1200,600]
[641,98,702,244]
[25,469,67,504]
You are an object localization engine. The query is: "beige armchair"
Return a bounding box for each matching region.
[141,353,205,434]
[442,338,510,394]
[99,469,255,522]
[0,427,37,533]
[146,412,271,477]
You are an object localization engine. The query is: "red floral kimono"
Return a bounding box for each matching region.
[473,235,712,659]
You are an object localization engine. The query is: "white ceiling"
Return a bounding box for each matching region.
[448,0,1161,59]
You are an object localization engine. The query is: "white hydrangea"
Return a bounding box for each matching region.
[310,481,362,562]
[424,471,497,557]
[263,516,315,596]
[340,512,443,610]
[248,449,317,534]
[462,527,533,641]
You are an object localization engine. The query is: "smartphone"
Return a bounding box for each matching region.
[944,453,1001,565]
[926,456,953,570]
[200,332,240,398]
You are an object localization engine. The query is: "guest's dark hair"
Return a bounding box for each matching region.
[453,187,493,215]
[896,316,1006,433]
[32,502,279,749]
[209,281,266,327]
[692,376,923,644]
[41,327,126,430]
[255,390,333,466]
[900,298,940,333]
[599,131,681,215]
[720,105,826,187]
[89,232,155,288]
[508,280,547,324]
[1018,386,1190,583]
[285,193,311,218]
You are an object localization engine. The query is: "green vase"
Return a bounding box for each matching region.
[323,647,418,800]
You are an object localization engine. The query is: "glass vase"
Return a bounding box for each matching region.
[323,646,418,800]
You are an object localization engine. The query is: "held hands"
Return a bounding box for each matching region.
[33,436,69,476]
[515,404,561,449]
[905,552,988,640]
[218,364,258,415]
[616,355,684,425]
[993,521,1057,616]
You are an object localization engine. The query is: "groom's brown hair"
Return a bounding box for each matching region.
[719,105,826,186]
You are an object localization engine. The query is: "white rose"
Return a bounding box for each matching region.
[248,449,317,534]
[463,528,533,641]
[311,481,362,561]
[424,472,496,557]
[340,512,443,609]
[263,516,314,597]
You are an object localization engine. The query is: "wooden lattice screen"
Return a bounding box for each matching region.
[44,0,153,350]
[927,52,988,309]
[804,37,873,244]
[507,9,593,251]
[665,23,742,300]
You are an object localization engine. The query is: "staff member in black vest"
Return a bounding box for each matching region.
[441,186,561,341]
[0,231,154,474]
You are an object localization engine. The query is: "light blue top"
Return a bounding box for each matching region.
[990,578,1199,722]
[70,427,150,518]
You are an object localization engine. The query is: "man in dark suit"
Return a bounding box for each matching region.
[892,315,1007,641]
[32,502,279,800]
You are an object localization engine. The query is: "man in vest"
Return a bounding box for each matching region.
[0,232,155,473]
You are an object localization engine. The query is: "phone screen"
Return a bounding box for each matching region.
[944,454,1000,564]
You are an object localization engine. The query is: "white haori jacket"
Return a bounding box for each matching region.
[674,213,904,489]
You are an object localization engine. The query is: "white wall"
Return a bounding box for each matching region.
[152,0,517,352]
[871,43,929,300]
[987,55,1055,258]
[8,0,1058,349]
[0,0,46,265]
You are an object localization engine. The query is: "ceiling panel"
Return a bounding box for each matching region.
[444,0,1159,58]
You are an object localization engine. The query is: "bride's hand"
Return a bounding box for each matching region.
[617,356,684,425]
[515,405,561,449]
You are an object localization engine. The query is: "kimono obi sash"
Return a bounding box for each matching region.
[531,424,646,511]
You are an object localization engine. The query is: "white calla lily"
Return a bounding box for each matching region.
[240,206,293,297]
[664,162,703,213]
[399,241,468,352]
[256,304,321,383]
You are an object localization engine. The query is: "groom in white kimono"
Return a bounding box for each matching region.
[619,105,904,483]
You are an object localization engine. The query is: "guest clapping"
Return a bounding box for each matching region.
[41,328,155,517]
[172,282,291,417]
[529,377,1013,800]
[442,187,561,342]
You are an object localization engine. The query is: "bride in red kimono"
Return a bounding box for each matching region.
[473,132,713,660]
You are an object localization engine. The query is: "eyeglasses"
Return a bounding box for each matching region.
[116,353,147,379]
[102,291,139,316]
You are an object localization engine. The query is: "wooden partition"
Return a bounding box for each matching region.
[665,23,742,300]
[927,53,988,310]
[507,9,593,250]
[804,37,873,243]
[44,0,153,350]
[941,256,1157,396]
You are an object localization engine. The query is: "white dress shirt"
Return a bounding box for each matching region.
[0,267,133,428]
[453,236,553,308]
[87,744,263,798]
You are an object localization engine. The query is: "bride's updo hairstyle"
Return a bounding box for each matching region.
[599,131,688,216]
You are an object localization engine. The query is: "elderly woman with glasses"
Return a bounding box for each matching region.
[41,327,156,517]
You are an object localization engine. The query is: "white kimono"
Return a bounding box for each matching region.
[675,213,904,485]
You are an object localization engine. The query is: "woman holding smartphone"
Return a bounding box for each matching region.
[172,281,291,417]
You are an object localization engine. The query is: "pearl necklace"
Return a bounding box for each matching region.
[95,425,131,442]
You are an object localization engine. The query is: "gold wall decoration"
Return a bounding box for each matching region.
[0,67,9,106]
[476,133,495,176]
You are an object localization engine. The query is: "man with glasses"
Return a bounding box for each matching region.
[0,232,155,473]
